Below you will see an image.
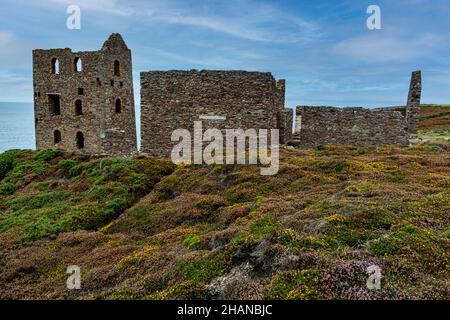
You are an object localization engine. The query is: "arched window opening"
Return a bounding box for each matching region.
[75,99,83,115]
[114,60,120,76]
[51,58,60,75]
[115,98,122,113]
[76,132,84,149]
[74,57,82,72]
[54,130,61,144]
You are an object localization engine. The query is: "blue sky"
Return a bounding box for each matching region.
[1,0,450,108]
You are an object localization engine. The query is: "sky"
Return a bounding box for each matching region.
[1,0,450,108]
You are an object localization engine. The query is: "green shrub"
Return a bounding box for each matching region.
[69,164,83,177]
[23,213,75,241]
[249,213,280,239]
[386,170,406,183]
[368,224,448,274]
[325,225,373,247]
[74,196,128,230]
[106,196,128,213]
[0,150,23,180]
[0,157,14,180]
[88,185,107,200]
[34,149,59,161]
[7,191,71,212]
[320,160,347,173]
[0,183,16,196]
[177,256,225,284]
[5,155,48,181]
[265,270,322,300]
[183,234,200,249]
[58,159,78,172]
[72,203,102,230]
[33,181,49,192]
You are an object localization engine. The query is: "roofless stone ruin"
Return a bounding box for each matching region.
[32,34,421,156]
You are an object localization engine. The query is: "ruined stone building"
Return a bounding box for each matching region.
[32,34,137,155]
[140,70,293,157]
[290,71,422,148]
[32,33,422,158]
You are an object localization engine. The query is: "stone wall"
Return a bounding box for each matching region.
[32,34,420,156]
[278,108,293,144]
[291,106,410,148]
[140,70,291,157]
[32,33,137,155]
[290,71,421,148]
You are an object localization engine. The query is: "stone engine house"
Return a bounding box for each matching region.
[32,33,137,155]
[32,34,422,157]
[140,70,293,158]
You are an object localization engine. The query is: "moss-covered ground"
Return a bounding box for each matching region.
[0,140,448,300]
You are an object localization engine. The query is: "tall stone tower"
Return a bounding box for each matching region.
[32,33,137,155]
[406,70,422,137]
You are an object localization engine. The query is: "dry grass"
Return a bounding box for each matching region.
[0,142,448,300]
[0,105,448,300]
[419,104,450,131]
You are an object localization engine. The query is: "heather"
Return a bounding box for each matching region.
[0,141,448,299]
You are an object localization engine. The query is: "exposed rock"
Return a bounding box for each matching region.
[208,263,265,300]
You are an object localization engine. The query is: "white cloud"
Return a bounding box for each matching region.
[332,33,441,62]
[146,47,235,68]
[144,1,319,43]
[19,0,318,42]
[148,13,271,42]
[25,0,134,16]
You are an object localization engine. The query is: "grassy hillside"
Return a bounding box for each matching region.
[419,104,450,131]
[418,105,450,143]
[0,143,448,300]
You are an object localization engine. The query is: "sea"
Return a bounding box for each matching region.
[0,102,35,153]
[0,102,142,153]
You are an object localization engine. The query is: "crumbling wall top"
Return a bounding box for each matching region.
[140,69,276,80]
[101,33,130,52]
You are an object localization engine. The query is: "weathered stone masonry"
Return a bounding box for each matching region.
[140,70,293,157]
[33,34,137,155]
[406,71,422,136]
[33,33,422,157]
[290,71,422,148]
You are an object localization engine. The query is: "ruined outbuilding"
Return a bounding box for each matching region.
[32,34,137,155]
[290,71,422,148]
[32,34,422,157]
[140,70,293,157]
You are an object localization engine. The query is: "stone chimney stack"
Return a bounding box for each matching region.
[406,70,422,136]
